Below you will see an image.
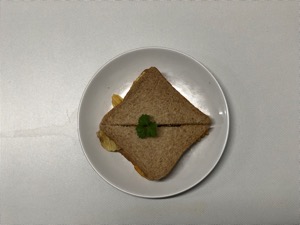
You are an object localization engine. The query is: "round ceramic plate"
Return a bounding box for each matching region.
[78,47,229,198]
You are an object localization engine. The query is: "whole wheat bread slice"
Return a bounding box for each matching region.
[100,124,210,180]
[101,67,211,126]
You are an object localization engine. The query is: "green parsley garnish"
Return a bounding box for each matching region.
[136,114,158,139]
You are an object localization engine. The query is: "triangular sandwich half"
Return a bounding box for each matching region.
[101,67,211,126]
[100,124,210,180]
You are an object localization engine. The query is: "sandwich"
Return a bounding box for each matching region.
[98,67,211,180]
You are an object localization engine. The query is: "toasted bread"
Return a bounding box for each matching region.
[101,67,211,126]
[100,124,210,180]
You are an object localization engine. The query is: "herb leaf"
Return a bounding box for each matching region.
[136,114,158,139]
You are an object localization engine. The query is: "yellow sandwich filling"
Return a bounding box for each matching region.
[97,94,123,152]
[97,71,153,176]
[98,73,145,152]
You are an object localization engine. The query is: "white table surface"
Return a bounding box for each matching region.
[1,1,299,224]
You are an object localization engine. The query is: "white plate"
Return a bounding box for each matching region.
[78,47,229,198]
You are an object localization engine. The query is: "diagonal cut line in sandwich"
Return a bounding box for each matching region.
[98,67,212,180]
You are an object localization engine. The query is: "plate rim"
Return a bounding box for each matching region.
[77,46,230,198]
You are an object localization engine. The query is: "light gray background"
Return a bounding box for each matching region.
[1,1,299,224]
